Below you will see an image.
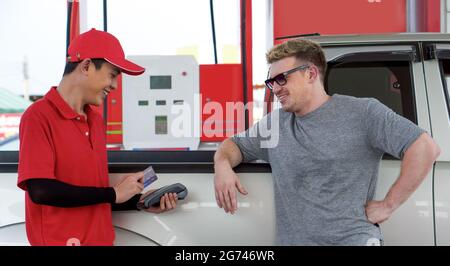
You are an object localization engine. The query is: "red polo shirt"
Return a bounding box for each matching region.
[18,87,114,246]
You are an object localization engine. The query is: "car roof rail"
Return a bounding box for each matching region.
[275,33,321,40]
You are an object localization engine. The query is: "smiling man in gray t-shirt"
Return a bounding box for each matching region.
[213,39,440,245]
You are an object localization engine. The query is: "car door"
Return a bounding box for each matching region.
[422,43,450,246]
[321,42,434,245]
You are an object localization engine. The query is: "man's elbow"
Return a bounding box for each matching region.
[424,134,441,161]
[429,141,441,161]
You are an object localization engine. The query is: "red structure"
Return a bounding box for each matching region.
[273,0,440,43]
[199,0,253,142]
[424,0,441,32]
[69,0,80,42]
[200,64,245,142]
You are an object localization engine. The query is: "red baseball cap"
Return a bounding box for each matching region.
[67,28,145,76]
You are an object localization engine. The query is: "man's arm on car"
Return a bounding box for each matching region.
[214,138,248,214]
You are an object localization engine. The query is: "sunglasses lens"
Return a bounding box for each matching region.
[265,80,274,90]
[274,75,286,86]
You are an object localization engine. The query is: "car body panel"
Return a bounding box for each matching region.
[422,44,450,245]
[0,172,275,246]
[375,161,434,245]
[111,173,275,245]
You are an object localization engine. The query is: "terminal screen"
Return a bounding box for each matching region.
[150,76,172,89]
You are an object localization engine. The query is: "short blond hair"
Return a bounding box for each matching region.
[266,39,327,83]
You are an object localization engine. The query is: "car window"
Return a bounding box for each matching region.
[325,61,416,123]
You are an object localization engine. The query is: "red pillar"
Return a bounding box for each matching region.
[426,0,441,32]
[241,0,253,129]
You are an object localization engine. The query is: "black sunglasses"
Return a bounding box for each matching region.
[264,64,310,90]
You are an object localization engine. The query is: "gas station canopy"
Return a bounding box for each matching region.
[0,87,32,114]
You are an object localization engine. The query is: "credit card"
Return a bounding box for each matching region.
[143,166,158,188]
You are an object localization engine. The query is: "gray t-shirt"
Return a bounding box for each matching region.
[231,94,425,245]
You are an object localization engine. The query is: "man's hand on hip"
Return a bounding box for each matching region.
[365,200,394,224]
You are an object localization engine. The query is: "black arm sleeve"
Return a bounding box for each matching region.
[111,194,142,211]
[27,178,116,208]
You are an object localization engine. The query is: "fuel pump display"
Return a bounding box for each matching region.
[122,55,200,150]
